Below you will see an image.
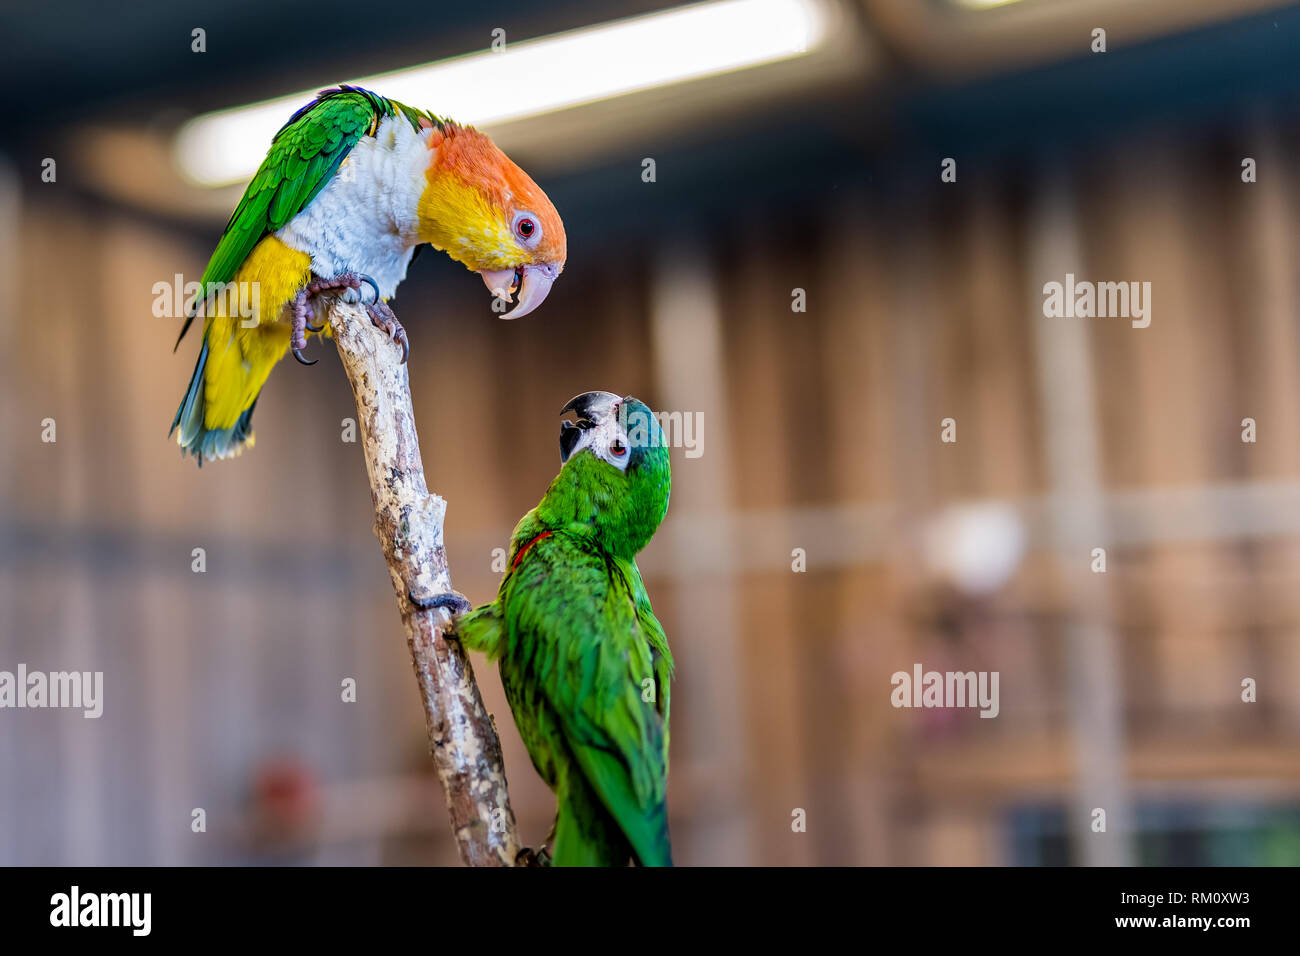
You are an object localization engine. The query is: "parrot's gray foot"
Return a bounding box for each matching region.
[409,589,471,615]
[515,845,552,867]
[366,299,409,364]
[288,271,374,364]
[306,271,370,301]
[289,291,318,365]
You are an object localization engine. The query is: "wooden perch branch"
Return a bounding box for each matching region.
[328,298,521,867]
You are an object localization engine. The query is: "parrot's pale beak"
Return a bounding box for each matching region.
[480,262,560,319]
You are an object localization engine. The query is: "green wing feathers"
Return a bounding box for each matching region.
[174,86,427,349]
[636,587,674,775]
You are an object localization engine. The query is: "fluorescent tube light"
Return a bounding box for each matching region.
[950,0,1027,9]
[175,0,829,186]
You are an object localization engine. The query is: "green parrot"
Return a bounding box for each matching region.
[422,390,673,866]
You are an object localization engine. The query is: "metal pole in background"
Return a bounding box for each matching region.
[1027,167,1135,866]
[649,235,755,864]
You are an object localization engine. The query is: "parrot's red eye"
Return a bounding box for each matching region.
[512,211,542,246]
[610,440,627,457]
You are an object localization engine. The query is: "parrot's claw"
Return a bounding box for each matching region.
[287,272,385,366]
[366,299,410,363]
[515,845,551,867]
[358,274,382,306]
[409,589,472,616]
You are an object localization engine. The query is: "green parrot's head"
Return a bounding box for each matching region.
[553,390,671,558]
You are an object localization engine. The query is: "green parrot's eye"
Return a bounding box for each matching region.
[610,440,627,457]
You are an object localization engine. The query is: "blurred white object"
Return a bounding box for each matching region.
[922,503,1027,595]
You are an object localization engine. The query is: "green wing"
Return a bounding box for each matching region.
[630,565,673,774]
[504,530,672,866]
[174,86,424,348]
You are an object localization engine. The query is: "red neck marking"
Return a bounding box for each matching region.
[511,530,555,572]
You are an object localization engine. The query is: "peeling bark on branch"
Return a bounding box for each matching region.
[328,299,520,867]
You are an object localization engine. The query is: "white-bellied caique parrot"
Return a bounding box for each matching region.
[171,85,566,463]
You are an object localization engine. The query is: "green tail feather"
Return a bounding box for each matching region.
[570,745,673,866]
[552,768,672,867]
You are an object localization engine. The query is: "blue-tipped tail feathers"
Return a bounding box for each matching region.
[169,339,258,466]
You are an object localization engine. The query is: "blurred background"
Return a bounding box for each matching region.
[3,0,1300,866]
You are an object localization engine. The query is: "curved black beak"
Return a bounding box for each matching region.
[559,420,583,463]
[559,390,622,463]
[560,390,621,424]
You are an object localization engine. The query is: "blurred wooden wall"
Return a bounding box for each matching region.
[3,119,1300,866]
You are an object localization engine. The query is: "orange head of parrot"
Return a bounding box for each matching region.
[418,122,566,319]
